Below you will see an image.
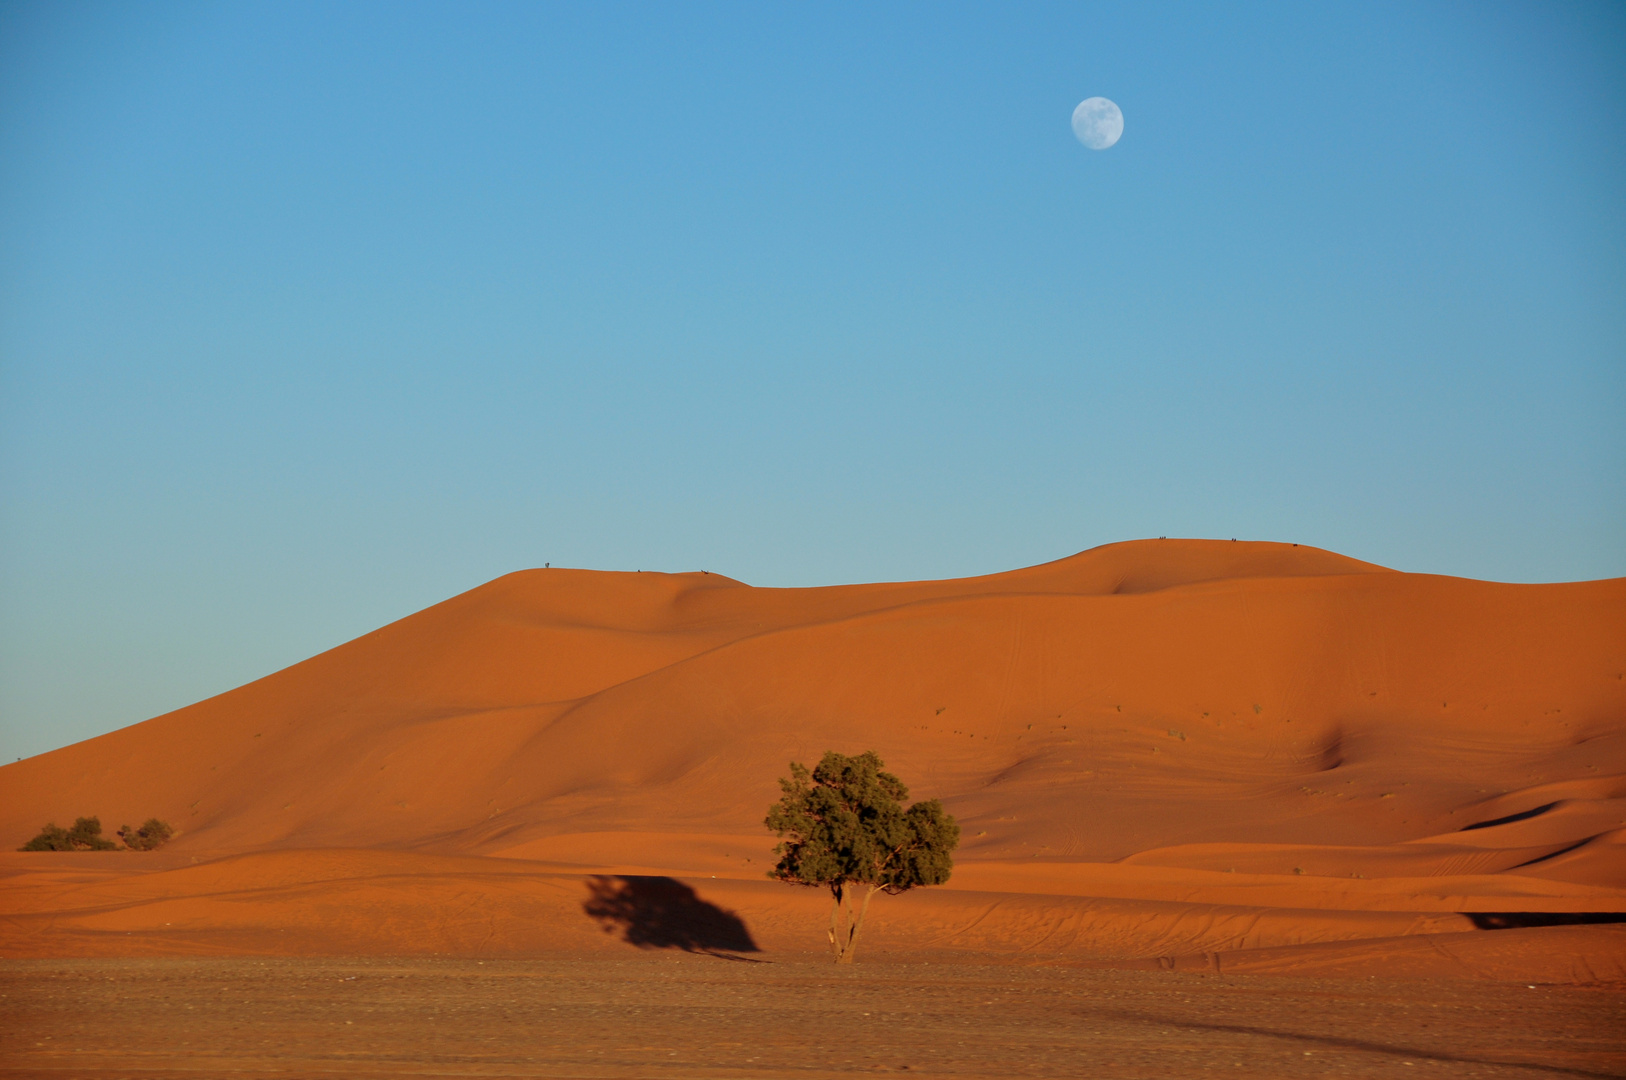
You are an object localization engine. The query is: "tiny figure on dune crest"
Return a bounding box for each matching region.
[765,750,959,964]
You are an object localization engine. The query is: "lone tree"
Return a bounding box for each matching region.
[765,750,959,964]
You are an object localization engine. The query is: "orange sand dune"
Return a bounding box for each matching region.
[2,539,1623,978]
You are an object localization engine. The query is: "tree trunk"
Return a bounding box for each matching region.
[826,884,847,961]
[841,884,879,964]
[832,883,878,964]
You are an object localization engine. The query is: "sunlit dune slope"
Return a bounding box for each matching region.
[2,539,1623,973]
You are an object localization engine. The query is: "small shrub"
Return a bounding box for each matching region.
[19,823,74,851]
[118,818,174,851]
[19,816,118,851]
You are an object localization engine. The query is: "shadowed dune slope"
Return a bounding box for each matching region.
[3,539,1624,976]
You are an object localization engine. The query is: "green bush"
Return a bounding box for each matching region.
[20,816,119,851]
[118,818,174,851]
[19,815,175,851]
[19,824,74,851]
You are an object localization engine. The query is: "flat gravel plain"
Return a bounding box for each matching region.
[1,956,1622,1079]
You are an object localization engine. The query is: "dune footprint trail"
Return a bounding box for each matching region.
[3,539,1624,981]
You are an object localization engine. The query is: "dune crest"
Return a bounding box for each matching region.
[3,539,1623,977]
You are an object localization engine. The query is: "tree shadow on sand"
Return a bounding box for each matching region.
[582,876,761,958]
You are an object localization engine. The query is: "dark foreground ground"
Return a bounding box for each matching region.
[1,955,1622,1079]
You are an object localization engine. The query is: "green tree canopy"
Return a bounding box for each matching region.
[765,750,959,963]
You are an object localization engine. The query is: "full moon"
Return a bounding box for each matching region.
[1072,97,1124,150]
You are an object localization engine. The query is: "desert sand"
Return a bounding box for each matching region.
[5,956,1625,1079]
[2,539,1623,982]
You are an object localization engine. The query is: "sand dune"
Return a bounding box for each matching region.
[2,539,1623,978]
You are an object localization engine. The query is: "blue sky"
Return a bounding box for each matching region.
[2,1,1622,760]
